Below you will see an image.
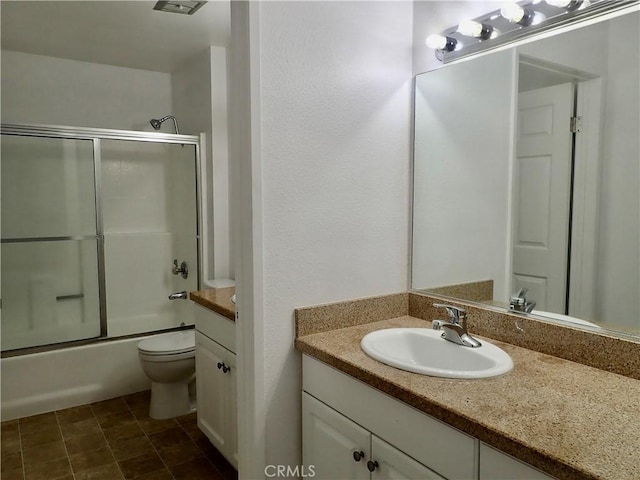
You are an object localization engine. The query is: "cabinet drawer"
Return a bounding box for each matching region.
[303,355,478,480]
[479,443,556,480]
[194,303,236,353]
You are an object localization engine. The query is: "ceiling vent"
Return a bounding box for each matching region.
[153,1,207,15]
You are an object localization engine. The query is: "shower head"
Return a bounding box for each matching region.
[149,115,180,135]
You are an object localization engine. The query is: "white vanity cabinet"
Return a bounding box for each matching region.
[194,304,237,469]
[303,392,444,479]
[303,355,477,480]
[303,355,559,480]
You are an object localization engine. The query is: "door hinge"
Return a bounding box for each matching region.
[570,116,583,133]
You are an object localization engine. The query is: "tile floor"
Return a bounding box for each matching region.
[0,391,238,480]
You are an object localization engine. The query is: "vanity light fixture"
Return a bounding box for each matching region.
[424,0,636,63]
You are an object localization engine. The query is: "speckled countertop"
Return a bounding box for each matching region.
[295,315,640,480]
[190,287,235,321]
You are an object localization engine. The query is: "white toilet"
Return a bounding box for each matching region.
[137,330,196,419]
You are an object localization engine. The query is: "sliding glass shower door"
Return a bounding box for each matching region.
[1,125,201,354]
[1,135,101,350]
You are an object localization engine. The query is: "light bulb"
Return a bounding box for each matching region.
[501,3,525,23]
[501,3,535,26]
[458,20,483,37]
[545,0,582,8]
[425,34,457,51]
[457,20,494,39]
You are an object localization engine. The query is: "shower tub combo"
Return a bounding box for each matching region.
[0,123,203,420]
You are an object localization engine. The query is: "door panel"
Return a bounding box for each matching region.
[513,83,574,312]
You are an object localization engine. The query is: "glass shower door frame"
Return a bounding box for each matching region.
[1,123,202,353]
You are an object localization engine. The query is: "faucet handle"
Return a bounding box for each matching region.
[432,303,467,326]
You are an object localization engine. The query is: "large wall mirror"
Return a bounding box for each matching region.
[412,7,639,340]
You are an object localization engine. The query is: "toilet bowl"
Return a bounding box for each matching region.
[138,330,196,419]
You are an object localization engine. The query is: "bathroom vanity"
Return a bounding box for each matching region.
[295,292,640,480]
[191,289,238,469]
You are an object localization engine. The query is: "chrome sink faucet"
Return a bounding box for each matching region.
[509,288,536,313]
[432,303,482,348]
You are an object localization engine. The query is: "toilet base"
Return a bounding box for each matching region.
[149,380,195,419]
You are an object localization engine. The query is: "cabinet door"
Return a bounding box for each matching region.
[226,352,238,469]
[372,436,445,480]
[195,331,234,459]
[303,393,370,480]
[480,443,556,480]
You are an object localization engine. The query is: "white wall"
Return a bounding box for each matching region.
[1,50,172,130]
[172,47,232,283]
[596,13,640,328]
[234,0,413,473]
[412,50,517,301]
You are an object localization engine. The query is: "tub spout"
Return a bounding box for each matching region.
[168,291,188,300]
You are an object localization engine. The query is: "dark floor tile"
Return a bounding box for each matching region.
[203,445,234,473]
[74,463,124,480]
[122,391,151,410]
[148,427,190,450]
[22,439,66,466]
[64,431,108,455]
[138,417,178,435]
[156,439,204,467]
[1,466,25,480]
[24,457,72,480]
[18,412,58,431]
[130,406,151,421]
[60,417,101,439]
[19,417,59,438]
[170,457,222,480]
[0,434,22,454]
[1,450,23,472]
[103,422,145,444]
[1,420,20,436]
[221,468,239,480]
[96,410,136,430]
[69,446,115,473]
[56,405,94,425]
[134,469,173,480]
[109,435,155,462]
[1,423,21,454]
[118,452,165,480]
[176,412,197,427]
[21,428,63,449]
[91,397,129,418]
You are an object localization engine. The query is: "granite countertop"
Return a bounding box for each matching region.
[295,316,640,480]
[190,287,235,321]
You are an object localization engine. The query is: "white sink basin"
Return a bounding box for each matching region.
[361,328,513,379]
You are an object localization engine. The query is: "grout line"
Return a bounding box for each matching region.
[123,396,178,480]
[16,420,26,480]
[91,402,127,480]
[53,410,76,480]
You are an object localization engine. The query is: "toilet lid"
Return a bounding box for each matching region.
[138,330,195,355]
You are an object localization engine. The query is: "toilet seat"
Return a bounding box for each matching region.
[138,330,195,356]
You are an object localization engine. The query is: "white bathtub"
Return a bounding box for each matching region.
[0,335,156,421]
